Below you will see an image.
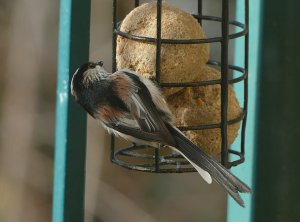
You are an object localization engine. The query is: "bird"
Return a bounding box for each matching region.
[70,60,252,207]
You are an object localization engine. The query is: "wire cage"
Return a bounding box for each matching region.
[110,0,249,172]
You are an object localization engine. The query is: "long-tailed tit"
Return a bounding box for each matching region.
[71,61,252,207]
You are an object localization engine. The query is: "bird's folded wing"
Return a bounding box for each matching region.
[109,70,175,146]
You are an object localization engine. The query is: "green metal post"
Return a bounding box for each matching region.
[227,1,262,221]
[253,1,300,221]
[53,0,91,222]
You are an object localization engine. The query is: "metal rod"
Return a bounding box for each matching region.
[220,0,230,167]
[177,111,245,131]
[110,134,115,161]
[114,16,247,44]
[155,0,162,83]
[110,0,117,161]
[155,0,163,172]
[155,147,160,172]
[112,0,117,73]
[198,0,203,24]
[53,0,90,221]
[240,0,249,157]
[135,0,139,7]
[111,0,117,160]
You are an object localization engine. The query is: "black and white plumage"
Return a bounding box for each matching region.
[71,61,252,207]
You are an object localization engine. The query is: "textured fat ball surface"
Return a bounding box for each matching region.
[117,2,242,156]
[166,66,242,156]
[116,1,209,96]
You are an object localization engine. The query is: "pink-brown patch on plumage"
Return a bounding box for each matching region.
[96,105,124,122]
[110,72,133,104]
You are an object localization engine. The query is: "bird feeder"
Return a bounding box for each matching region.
[110,0,249,172]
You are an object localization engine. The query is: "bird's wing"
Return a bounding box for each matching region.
[107,70,175,146]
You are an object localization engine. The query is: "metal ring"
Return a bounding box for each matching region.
[114,15,247,44]
[113,144,244,172]
[159,60,247,88]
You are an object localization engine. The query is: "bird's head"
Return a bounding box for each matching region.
[70,60,111,117]
[71,61,106,100]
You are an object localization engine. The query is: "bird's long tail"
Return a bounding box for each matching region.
[166,124,252,207]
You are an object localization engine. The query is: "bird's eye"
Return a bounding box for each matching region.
[98,61,104,66]
[88,63,96,69]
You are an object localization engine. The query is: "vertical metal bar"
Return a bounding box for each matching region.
[110,134,115,161]
[240,0,249,157]
[135,0,139,8]
[155,148,160,172]
[53,0,91,222]
[111,0,117,161]
[198,0,203,25]
[220,0,230,167]
[227,0,261,221]
[155,0,163,171]
[155,0,162,84]
[112,0,117,73]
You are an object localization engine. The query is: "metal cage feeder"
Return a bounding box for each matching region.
[110,0,249,172]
